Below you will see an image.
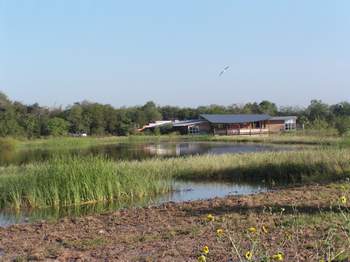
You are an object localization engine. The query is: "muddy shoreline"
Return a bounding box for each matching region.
[0,183,349,261]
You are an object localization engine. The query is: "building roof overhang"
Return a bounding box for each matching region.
[200,114,271,124]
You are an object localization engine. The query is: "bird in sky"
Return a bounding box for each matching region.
[219,66,230,76]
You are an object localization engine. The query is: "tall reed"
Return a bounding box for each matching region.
[0,155,171,210]
[0,149,349,210]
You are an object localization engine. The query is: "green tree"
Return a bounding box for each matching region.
[142,101,162,123]
[47,117,69,136]
[67,104,87,133]
[0,109,23,136]
[259,100,278,115]
[306,100,331,121]
[242,102,260,114]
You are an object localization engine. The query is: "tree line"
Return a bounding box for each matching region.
[1,91,350,137]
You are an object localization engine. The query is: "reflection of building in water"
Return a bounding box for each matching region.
[143,143,206,156]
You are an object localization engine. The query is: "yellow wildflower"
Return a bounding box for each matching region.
[272,252,284,261]
[340,196,347,204]
[202,245,209,255]
[248,227,257,233]
[216,228,224,237]
[245,251,253,260]
[261,226,269,234]
[198,255,206,262]
[207,214,214,222]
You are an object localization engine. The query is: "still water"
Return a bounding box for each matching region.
[0,141,290,226]
[0,180,268,227]
[0,141,292,166]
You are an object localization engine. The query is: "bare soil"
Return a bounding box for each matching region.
[0,183,349,261]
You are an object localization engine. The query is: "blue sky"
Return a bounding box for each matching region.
[0,0,349,107]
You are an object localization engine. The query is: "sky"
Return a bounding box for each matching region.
[0,0,349,108]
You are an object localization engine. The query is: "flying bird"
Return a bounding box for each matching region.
[219,66,230,76]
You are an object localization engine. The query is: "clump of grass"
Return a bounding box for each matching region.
[0,155,171,210]
[132,148,350,184]
[0,137,17,153]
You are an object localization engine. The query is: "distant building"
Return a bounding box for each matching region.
[172,114,297,135]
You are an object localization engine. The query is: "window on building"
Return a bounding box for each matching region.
[285,123,296,130]
[189,126,200,134]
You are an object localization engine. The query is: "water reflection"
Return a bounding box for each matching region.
[0,141,293,166]
[158,180,268,202]
[0,180,268,227]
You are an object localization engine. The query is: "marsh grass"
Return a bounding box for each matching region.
[0,137,17,152]
[195,133,343,146]
[135,148,350,183]
[16,135,181,150]
[13,133,348,152]
[0,155,171,210]
[0,148,350,210]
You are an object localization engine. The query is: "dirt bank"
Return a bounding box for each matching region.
[0,182,349,261]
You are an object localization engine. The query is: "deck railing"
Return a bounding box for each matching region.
[214,128,269,135]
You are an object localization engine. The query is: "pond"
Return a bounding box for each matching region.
[0,141,292,226]
[0,141,294,166]
[0,180,268,227]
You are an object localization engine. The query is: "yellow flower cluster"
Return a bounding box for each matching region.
[340,195,347,204]
[272,252,284,261]
[207,214,214,222]
[216,228,224,237]
[248,227,257,233]
[245,251,253,260]
[197,254,206,262]
[202,246,209,254]
[197,246,209,261]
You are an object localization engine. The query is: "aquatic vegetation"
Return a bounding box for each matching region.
[0,148,350,210]
[0,137,17,152]
[0,155,171,209]
[14,133,348,152]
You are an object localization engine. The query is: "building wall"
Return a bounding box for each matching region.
[267,120,285,132]
[198,122,211,133]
